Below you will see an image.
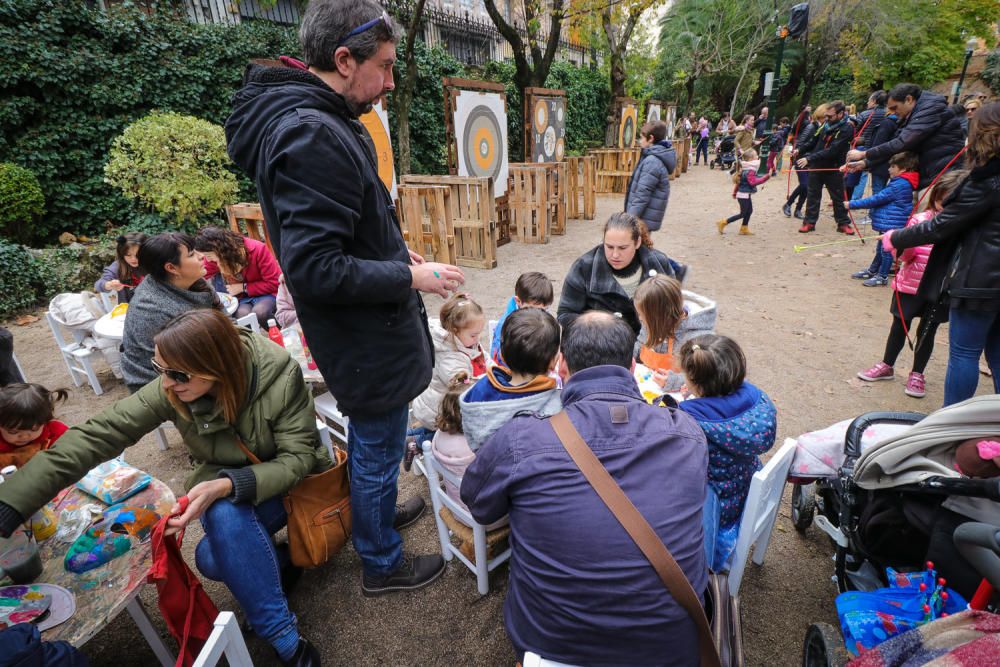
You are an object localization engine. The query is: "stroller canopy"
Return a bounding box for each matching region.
[854,395,1000,490]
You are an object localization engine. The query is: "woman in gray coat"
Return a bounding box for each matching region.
[625,120,677,232]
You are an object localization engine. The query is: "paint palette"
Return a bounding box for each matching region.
[0,584,52,629]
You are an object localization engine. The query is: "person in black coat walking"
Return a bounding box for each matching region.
[795,100,855,234]
[225,0,461,620]
[882,102,1000,406]
[847,83,966,194]
[783,105,818,219]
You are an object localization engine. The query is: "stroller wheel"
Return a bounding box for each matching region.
[709,161,715,170]
[791,483,816,533]
[802,622,850,667]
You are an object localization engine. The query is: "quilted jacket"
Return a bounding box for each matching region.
[892,210,935,295]
[849,172,918,232]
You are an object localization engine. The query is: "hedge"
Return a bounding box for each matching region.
[0,0,612,247]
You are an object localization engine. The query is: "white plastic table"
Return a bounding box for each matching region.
[93,296,239,342]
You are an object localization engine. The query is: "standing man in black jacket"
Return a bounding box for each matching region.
[225,0,464,605]
[796,100,855,234]
[847,83,966,194]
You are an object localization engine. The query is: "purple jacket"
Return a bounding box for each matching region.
[461,365,708,666]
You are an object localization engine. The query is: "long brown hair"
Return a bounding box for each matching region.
[604,211,652,248]
[967,101,1000,169]
[634,274,684,348]
[194,227,248,278]
[154,309,248,424]
[434,372,469,433]
[115,232,147,286]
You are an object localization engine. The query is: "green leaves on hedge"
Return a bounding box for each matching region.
[0,163,45,244]
[105,111,237,225]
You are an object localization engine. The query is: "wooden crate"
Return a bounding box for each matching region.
[566,155,596,220]
[509,162,566,236]
[588,148,642,194]
[397,185,456,265]
[508,165,550,244]
[680,136,691,173]
[226,203,274,256]
[400,175,497,269]
[496,195,512,247]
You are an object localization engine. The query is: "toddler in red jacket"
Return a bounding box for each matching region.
[856,170,966,398]
[0,383,70,469]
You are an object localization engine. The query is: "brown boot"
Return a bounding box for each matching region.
[738,226,754,236]
[717,219,727,235]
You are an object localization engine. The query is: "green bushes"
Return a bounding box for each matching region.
[0,0,299,243]
[105,111,237,226]
[0,241,44,314]
[0,163,45,243]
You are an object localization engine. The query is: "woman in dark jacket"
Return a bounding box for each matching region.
[783,105,821,219]
[558,213,682,335]
[883,102,1000,406]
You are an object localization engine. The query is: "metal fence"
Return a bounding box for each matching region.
[88,0,596,67]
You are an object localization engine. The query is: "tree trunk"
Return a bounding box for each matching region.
[609,48,627,101]
[684,77,696,115]
[389,0,427,176]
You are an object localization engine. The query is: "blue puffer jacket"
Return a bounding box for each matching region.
[625,141,677,231]
[678,382,777,527]
[849,172,919,232]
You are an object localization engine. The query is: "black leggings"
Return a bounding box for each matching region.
[883,315,941,374]
[786,171,809,211]
[726,198,753,226]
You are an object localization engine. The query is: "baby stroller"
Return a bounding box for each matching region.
[789,396,1000,663]
[710,135,736,171]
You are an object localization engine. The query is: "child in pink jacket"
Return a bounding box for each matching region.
[856,171,966,398]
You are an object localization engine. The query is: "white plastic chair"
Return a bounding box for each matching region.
[314,391,349,446]
[316,419,334,461]
[191,611,253,667]
[45,311,104,396]
[726,438,797,595]
[523,653,579,667]
[98,291,116,314]
[417,440,511,595]
[234,312,261,334]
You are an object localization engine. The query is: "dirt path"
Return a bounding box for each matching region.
[6,159,992,666]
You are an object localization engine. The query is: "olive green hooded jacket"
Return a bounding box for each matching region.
[0,328,331,529]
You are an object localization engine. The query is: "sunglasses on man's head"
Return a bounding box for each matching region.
[151,359,192,384]
[338,10,391,47]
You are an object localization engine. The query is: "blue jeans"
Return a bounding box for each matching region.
[870,173,888,195]
[348,405,410,576]
[944,308,1000,406]
[195,496,298,653]
[867,239,893,278]
[850,171,869,202]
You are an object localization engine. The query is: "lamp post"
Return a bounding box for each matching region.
[952,38,978,105]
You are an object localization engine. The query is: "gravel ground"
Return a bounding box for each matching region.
[7,160,993,666]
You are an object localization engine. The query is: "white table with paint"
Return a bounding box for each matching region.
[93,294,239,342]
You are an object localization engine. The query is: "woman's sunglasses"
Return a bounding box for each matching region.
[151,359,192,384]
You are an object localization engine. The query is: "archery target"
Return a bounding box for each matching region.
[665,105,678,139]
[455,90,508,196]
[647,102,662,123]
[619,104,638,148]
[528,95,566,163]
[359,99,397,199]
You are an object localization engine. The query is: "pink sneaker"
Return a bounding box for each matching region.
[904,372,926,398]
[858,362,894,382]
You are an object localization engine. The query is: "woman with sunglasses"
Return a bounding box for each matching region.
[120,232,223,393]
[0,309,330,666]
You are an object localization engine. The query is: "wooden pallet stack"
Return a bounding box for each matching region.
[400,175,497,268]
[566,155,596,220]
[589,148,641,194]
[397,185,456,265]
[508,165,550,244]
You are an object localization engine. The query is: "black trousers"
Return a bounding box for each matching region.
[785,171,809,211]
[725,197,753,226]
[804,170,850,226]
[883,315,940,374]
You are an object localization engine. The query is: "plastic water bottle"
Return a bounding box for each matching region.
[267,319,285,348]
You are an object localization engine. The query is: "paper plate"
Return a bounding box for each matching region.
[16,584,75,631]
[0,584,53,629]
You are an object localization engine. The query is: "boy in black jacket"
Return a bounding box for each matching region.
[795,100,855,234]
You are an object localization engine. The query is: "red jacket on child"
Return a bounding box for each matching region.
[203,237,280,298]
[0,420,69,469]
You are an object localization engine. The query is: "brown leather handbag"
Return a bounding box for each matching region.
[236,439,351,569]
[550,411,731,667]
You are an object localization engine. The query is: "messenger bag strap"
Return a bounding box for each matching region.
[234,437,263,466]
[549,411,722,667]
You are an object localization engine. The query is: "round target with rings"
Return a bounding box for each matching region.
[621,114,636,148]
[534,100,549,133]
[543,126,557,158]
[555,137,565,161]
[462,105,504,184]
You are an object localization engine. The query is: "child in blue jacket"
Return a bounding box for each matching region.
[676,334,777,571]
[847,151,919,286]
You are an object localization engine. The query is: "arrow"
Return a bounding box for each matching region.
[794,235,882,252]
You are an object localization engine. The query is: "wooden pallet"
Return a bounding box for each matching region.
[509,162,566,236]
[400,175,497,269]
[225,203,274,256]
[397,185,456,265]
[588,148,642,194]
[508,165,550,244]
[566,155,596,220]
[680,136,691,173]
[495,195,511,247]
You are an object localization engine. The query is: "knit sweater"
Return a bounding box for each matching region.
[678,382,777,526]
[120,277,221,387]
